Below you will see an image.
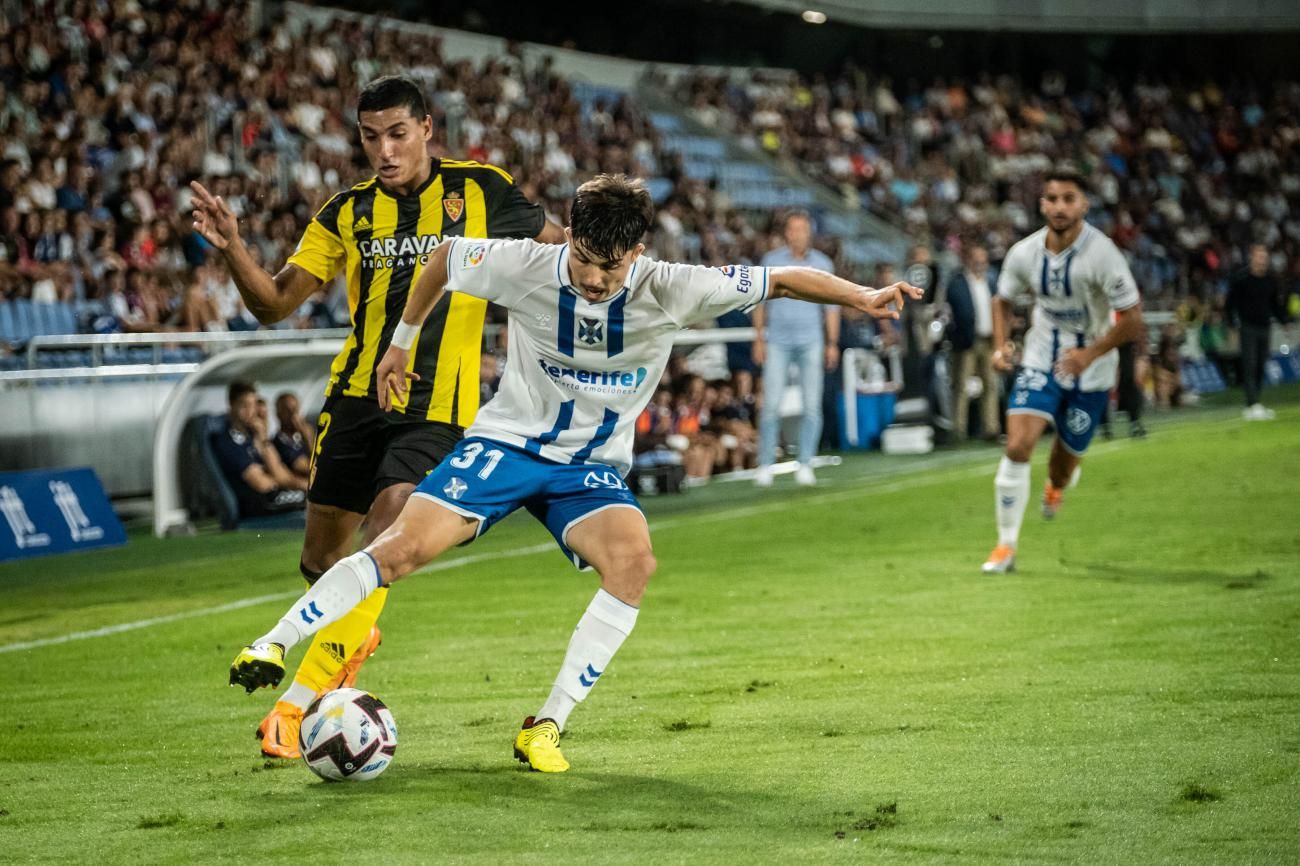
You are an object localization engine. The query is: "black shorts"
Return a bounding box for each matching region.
[308,395,463,514]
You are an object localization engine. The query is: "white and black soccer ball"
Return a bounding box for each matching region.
[299,688,398,782]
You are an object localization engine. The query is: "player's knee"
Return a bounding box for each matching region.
[607,547,656,589]
[1004,440,1034,463]
[299,560,326,586]
[367,540,419,584]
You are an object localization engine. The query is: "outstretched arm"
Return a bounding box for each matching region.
[375,240,454,410]
[768,266,922,320]
[190,181,323,324]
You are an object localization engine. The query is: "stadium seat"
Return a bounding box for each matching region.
[181,414,242,531]
[12,300,36,342]
[0,303,17,343]
[648,112,682,133]
[645,177,674,204]
[50,303,78,335]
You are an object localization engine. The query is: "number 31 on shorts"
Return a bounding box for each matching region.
[449,442,504,480]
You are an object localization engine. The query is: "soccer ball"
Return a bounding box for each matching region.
[299,688,398,782]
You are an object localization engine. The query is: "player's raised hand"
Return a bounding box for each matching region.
[189,180,239,250]
[860,281,923,320]
[376,344,419,412]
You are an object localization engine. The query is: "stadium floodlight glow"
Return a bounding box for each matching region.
[802,10,827,24]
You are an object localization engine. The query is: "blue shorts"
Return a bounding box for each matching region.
[1006,368,1109,456]
[411,437,644,570]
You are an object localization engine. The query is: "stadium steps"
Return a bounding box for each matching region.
[637,82,907,267]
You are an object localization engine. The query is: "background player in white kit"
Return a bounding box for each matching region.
[228,175,921,771]
[983,170,1144,574]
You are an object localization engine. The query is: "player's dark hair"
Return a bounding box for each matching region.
[1043,168,1088,194]
[228,380,257,406]
[356,75,428,122]
[569,174,654,262]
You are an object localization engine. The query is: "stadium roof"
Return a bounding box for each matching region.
[732,0,1300,33]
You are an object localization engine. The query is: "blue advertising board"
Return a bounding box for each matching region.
[0,467,126,563]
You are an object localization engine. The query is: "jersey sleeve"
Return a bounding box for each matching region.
[480,168,546,239]
[444,236,541,308]
[653,262,771,327]
[996,243,1033,302]
[1097,241,1140,311]
[287,193,348,282]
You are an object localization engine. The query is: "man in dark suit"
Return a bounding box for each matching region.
[1228,244,1288,420]
[946,244,1000,441]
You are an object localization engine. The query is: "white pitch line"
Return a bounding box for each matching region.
[0,417,1222,656]
[0,592,301,654]
[0,542,563,655]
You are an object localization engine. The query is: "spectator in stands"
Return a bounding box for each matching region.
[1227,244,1288,420]
[1153,324,1185,410]
[212,380,307,519]
[1199,297,1237,386]
[901,244,939,397]
[709,379,757,473]
[273,392,315,481]
[754,211,838,487]
[945,244,1000,441]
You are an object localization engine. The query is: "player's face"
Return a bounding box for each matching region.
[565,230,645,303]
[358,108,433,190]
[1040,181,1088,234]
[231,393,258,429]
[276,395,298,427]
[784,216,811,253]
[1249,245,1269,275]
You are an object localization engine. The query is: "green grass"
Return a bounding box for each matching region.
[1,390,1298,864]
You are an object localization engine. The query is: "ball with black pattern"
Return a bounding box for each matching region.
[299,688,398,782]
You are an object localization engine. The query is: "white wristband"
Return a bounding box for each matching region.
[391,320,419,350]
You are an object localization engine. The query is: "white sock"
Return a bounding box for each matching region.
[281,681,317,711]
[255,552,381,652]
[537,588,639,731]
[994,456,1031,548]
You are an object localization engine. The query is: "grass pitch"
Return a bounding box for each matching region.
[1,388,1298,864]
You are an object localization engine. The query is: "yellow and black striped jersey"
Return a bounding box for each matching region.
[288,158,543,423]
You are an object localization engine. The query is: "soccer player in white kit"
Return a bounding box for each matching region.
[983,170,1144,574]
[229,175,921,771]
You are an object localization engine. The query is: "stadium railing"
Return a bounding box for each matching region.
[22,328,352,369]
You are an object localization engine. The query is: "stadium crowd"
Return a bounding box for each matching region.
[0,1,1293,475]
[0,0,771,333]
[672,67,1300,305]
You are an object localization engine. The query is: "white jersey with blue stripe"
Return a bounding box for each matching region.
[997,222,1140,392]
[443,237,769,475]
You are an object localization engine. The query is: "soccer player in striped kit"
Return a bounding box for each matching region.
[983,170,1144,574]
[194,74,562,757]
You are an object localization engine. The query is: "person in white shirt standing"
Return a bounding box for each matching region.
[983,170,1144,574]
[228,175,921,772]
[753,211,839,487]
[945,243,1000,441]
